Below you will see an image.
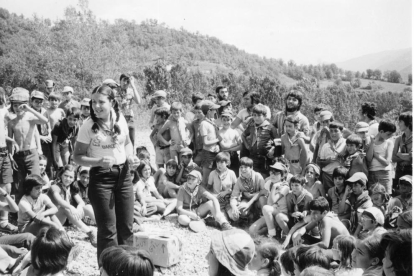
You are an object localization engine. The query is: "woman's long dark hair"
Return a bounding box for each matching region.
[90,85,121,139]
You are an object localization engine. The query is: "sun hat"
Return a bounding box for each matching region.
[201,100,220,114]
[62,86,74,93]
[305,163,320,176]
[269,162,288,172]
[399,175,412,186]
[220,111,233,118]
[355,122,369,133]
[102,79,119,87]
[210,229,255,276]
[362,207,385,225]
[80,98,91,106]
[319,110,333,121]
[31,90,45,100]
[188,170,202,181]
[346,172,368,186]
[180,148,193,156]
[152,90,167,99]
[45,80,54,88]
[10,88,29,102]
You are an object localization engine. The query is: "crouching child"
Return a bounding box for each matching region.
[176,170,232,231]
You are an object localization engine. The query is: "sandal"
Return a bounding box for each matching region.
[0,223,18,234]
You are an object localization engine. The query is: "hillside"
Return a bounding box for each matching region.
[336,48,412,81]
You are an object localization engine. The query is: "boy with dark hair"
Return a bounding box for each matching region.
[327,166,349,219]
[281,115,309,175]
[343,134,368,177]
[157,102,192,163]
[294,245,330,275]
[199,100,221,185]
[176,148,202,185]
[215,85,229,101]
[184,92,204,123]
[289,197,349,249]
[46,92,66,132]
[366,120,396,193]
[340,172,373,234]
[359,102,378,136]
[317,121,346,191]
[190,102,204,166]
[242,105,276,177]
[150,107,171,168]
[392,111,412,184]
[8,89,49,203]
[230,157,265,222]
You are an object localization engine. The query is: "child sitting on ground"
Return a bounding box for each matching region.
[207,152,237,222]
[176,170,232,230]
[176,148,202,186]
[51,107,80,169]
[327,166,350,220]
[230,157,265,223]
[72,166,95,226]
[48,165,97,247]
[38,155,51,193]
[218,111,242,176]
[18,174,63,235]
[149,107,171,168]
[100,245,155,276]
[250,162,289,237]
[248,239,282,276]
[303,163,325,199]
[354,207,386,240]
[153,159,180,198]
[331,235,363,276]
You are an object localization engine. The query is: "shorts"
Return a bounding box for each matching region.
[155,146,171,164]
[0,153,13,185]
[201,150,218,169]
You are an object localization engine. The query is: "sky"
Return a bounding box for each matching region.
[0,0,411,65]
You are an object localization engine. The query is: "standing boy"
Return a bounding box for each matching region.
[149,90,170,128]
[58,86,80,113]
[8,89,49,202]
[198,100,221,186]
[218,111,242,176]
[190,102,204,166]
[150,107,171,168]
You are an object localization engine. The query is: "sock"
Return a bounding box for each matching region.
[268,228,276,237]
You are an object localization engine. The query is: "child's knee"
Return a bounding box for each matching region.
[262,205,274,215]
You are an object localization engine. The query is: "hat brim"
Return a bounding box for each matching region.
[210,104,220,110]
[356,127,369,133]
[31,96,44,100]
[210,230,252,276]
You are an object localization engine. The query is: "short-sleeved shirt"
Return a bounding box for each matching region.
[17,194,52,226]
[285,191,313,216]
[271,110,310,138]
[58,99,80,113]
[134,177,157,201]
[236,105,271,130]
[267,181,290,214]
[77,113,129,165]
[177,185,209,209]
[199,119,220,152]
[319,138,346,174]
[52,118,79,144]
[208,169,237,194]
[231,171,265,200]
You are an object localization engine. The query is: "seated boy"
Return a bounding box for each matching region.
[343,134,368,178]
[157,102,192,163]
[275,176,313,238]
[316,121,346,192]
[327,166,350,220]
[249,162,290,237]
[176,170,232,230]
[284,197,349,250]
[341,172,373,234]
[207,152,237,221]
[242,105,277,177]
[176,148,202,186]
[218,111,242,176]
[230,157,265,222]
[153,159,180,198]
[149,107,171,168]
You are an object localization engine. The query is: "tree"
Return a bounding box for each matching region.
[361,72,366,79]
[383,70,391,82]
[388,70,402,83]
[344,70,354,81]
[366,69,373,79]
[355,71,361,78]
[373,69,382,80]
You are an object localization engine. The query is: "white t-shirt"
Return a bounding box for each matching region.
[18,194,52,226]
[77,114,129,165]
[319,139,346,174]
[199,120,220,152]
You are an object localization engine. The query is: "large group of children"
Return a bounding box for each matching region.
[0,77,410,276]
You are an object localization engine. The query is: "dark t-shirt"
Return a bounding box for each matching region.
[52,118,79,144]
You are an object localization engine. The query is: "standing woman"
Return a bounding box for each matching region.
[73,85,139,262]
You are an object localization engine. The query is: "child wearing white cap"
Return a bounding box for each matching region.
[149,90,170,128]
[58,86,80,113]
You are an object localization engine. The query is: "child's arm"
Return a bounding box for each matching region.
[149,128,158,146]
[204,191,223,218]
[50,189,81,220]
[338,186,351,214]
[22,104,48,125]
[0,187,18,213]
[157,121,171,146]
[51,135,59,169]
[353,224,362,238]
[72,194,85,214]
[231,117,242,129]
[366,138,375,162]
[129,76,142,104]
[314,219,331,249]
[297,138,309,174]
[175,165,185,184]
[318,182,326,198]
